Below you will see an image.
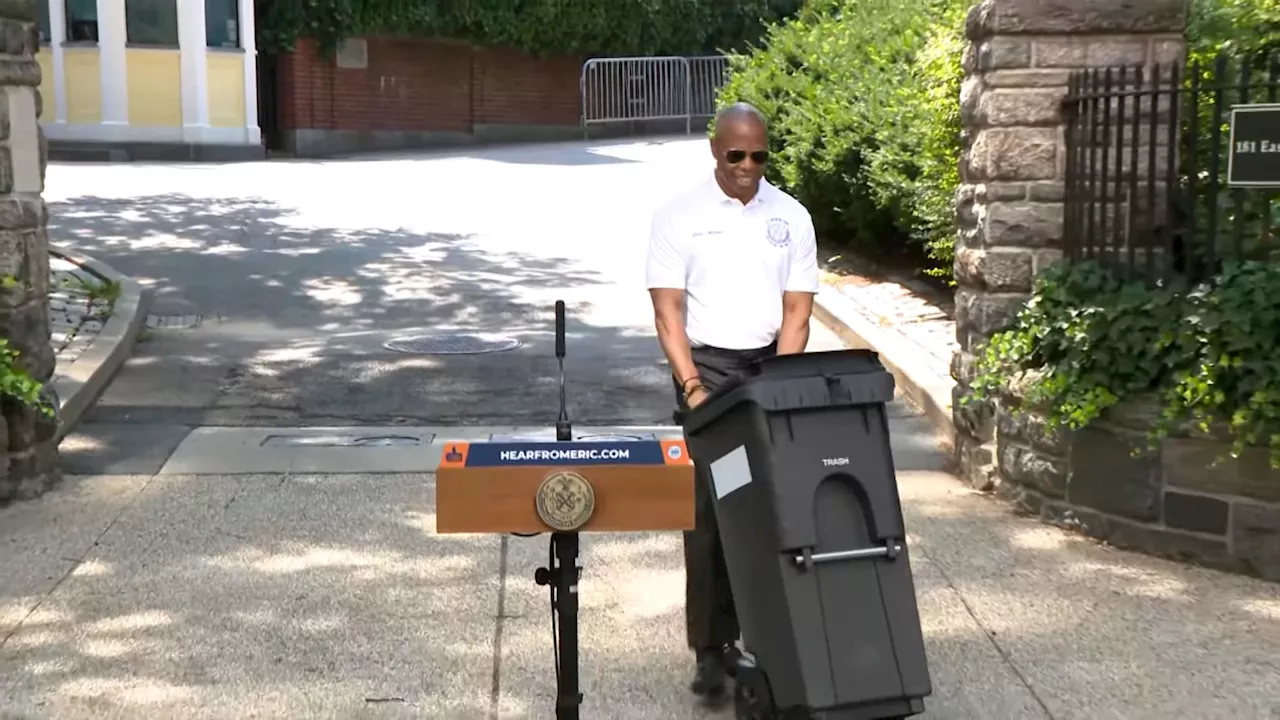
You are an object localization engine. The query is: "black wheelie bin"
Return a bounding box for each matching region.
[680,348,932,720]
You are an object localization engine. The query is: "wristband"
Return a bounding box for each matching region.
[681,376,703,391]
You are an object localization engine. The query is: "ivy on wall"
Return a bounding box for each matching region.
[256,0,803,58]
[966,259,1280,469]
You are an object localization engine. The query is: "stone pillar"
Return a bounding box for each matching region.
[0,0,60,504]
[951,0,1187,490]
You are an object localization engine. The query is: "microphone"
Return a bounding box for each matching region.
[555,300,566,360]
[554,300,571,441]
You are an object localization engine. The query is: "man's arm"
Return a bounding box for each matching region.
[650,289,700,390]
[777,212,820,355]
[777,292,814,355]
[645,211,701,392]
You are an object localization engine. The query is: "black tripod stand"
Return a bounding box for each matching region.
[531,300,583,719]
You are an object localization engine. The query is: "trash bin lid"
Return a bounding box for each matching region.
[682,349,895,435]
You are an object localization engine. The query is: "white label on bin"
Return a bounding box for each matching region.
[710,445,752,500]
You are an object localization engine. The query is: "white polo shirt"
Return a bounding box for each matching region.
[645,174,819,350]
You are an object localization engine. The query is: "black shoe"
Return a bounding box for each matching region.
[690,648,729,703]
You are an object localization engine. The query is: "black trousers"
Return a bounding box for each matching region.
[673,341,777,652]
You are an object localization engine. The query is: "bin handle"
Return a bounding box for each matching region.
[793,540,901,570]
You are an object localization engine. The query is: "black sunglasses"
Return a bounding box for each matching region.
[725,149,769,165]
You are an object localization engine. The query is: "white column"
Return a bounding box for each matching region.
[177,0,209,142]
[238,0,259,144]
[47,0,68,124]
[96,0,128,131]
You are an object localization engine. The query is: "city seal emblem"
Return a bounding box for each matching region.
[765,217,791,247]
[535,470,596,531]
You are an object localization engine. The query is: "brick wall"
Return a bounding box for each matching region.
[276,37,583,135]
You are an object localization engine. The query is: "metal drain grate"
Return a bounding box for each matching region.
[488,433,656,442]
[146,314,203,329]
[383,333,522,355]
[262,434,426,447]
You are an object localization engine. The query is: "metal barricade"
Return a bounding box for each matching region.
[687,55,730,119]
[580,56,731,135]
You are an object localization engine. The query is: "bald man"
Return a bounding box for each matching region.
[645,102,820,705]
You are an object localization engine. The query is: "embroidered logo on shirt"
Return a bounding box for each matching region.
[765,217,791,247]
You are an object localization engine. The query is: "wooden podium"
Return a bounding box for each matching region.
[436,437,695,719]
[436,437,695,533]
[434,302,696,719]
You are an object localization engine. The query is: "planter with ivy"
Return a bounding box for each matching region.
[963,259,1280,582]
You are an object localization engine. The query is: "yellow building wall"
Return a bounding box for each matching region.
[34,47,53,121]
[206,51,246,128]
[126,48,182,127]
[63,47,102,124]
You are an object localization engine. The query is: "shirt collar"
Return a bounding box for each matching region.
[705,174,771,208]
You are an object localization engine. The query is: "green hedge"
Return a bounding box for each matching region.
[258,0,803,58]
[716,0,969,280]
[1187,0,1280,61]
[715,0,1279,283]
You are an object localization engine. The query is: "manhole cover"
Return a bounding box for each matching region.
[384,333,522,355]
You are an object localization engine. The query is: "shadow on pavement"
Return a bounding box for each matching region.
[46,194,678,427]
[5,469,1278,718]
[0,471,727,719]
[895,471,1280,719]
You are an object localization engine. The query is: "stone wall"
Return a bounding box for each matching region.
[951,0,1186,489]
[998,396,1280,582]
[0,0,60,504]
[952,0,1280,582]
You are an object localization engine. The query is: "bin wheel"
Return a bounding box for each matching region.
[732,662,775,719]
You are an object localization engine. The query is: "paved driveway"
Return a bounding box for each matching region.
[1,138,1273,719]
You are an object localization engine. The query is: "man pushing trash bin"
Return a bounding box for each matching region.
[644,101,820,706]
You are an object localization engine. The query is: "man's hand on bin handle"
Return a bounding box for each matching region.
[686,386,709,408]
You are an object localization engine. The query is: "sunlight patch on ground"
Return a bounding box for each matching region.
[70,560,112,578]
[121,235,206,251]
[86,609,175,634]
[602,570,684,619]
[5,603,70,629]
[201,544,477,581]
[269,246,325,257]
[202,241,250,256]
[57,675,199,706]
[399,511,439,536]
[252,343,328,364]
[80,636,155,659]
[1235,596,1280,621]
[301,276,363,306]
[1062,561,1190,601]
[1005,527,1073,551]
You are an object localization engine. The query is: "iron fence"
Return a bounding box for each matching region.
[580,55,731,134]
[1063,51,1280,284]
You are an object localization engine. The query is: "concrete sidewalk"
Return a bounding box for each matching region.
[3,421,1278,719]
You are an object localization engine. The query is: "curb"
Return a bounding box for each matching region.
[813,285,956,455]
[49,246,151,441]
